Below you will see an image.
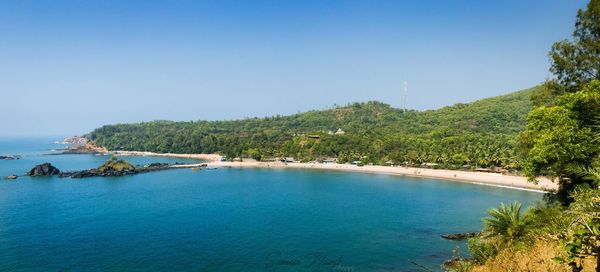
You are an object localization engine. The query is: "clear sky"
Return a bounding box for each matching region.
[0,0,588,136]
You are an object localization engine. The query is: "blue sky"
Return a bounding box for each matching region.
[0,0,588,136]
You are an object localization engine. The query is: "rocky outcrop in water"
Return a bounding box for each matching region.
[63,168,137,178]
[4,175,18,180]
[441,232,478,240]
[27,163,61,176]
[27,158,199,179]
[0,156,17,160]
[143,162,170,168]
[59,158,181,179]
[61,157,136,178]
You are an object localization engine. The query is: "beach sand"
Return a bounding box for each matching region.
[111,150,557,192]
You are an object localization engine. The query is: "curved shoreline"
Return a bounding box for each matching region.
[108,150,557,192]
[193,162,556,192]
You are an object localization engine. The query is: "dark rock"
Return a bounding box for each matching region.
[0,156,16,160]
[27,163,61,176]
[441,232,478,240]
[59,145,98,154]
[62,168,137,179]
[62,170,94,179]
[57,158,179,179]
[144,162,169,168]
[5,175,17,180]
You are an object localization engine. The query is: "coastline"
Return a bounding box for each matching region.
[109,150,556,192]
[185,161,556,192]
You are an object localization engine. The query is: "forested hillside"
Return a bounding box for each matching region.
[88,87,534,169]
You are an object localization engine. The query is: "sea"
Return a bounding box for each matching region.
[0,137,542,271]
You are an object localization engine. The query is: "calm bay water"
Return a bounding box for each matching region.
[0,138,541,271]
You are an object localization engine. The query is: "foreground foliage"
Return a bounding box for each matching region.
[472,2,600,269]
[466,188,599,272]
[469,240,571,272]
[521,81,600,204]
[482,202,532,244]
[561,187,600,271]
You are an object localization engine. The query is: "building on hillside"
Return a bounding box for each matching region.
[421,162,439,168]
[281,157,295,163]
[334,128,345,135]
[323,158,338,164]
[474,168,492,172]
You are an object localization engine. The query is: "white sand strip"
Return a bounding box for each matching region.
[171,160,558,192]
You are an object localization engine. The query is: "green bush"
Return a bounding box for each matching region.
[467,238,498,264]
[483,202,533,243]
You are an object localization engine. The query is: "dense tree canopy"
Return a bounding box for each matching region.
[522,81,600,203]
[88,88,534,170]
[541,0,600,103]
[523,0,600,204]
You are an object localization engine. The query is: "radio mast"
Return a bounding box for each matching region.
[403,80,408,112]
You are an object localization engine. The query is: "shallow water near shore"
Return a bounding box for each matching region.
[0,138,542,271]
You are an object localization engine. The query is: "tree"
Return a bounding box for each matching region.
[545,0,600,100]
[244,148,263,161]
[521,81,600,204]
[451,153,469,166]
[483,202,532,244]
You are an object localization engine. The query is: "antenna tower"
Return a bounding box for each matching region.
[403,80,408,112]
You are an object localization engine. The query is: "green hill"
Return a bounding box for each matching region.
[87,87,535,169]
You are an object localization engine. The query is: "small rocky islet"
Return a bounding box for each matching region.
[24,157,189,179]
[27,163,61,176]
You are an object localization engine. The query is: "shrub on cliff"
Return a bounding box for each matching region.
[98,157,135,172]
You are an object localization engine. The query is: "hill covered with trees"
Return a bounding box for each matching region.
[87,87,534,169]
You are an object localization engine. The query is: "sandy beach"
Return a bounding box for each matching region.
[180,161,557,192]
[109,150,557,192]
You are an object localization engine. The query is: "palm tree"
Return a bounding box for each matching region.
[483,202,532,243]
[570,165,600,188]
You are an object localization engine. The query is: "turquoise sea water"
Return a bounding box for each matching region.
[0,138,542,271]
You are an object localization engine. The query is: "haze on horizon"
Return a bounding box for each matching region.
[0,0,588,137]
